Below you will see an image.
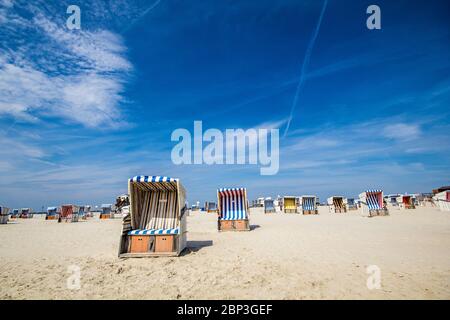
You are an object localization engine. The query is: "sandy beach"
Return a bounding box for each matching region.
[0,206,449,300]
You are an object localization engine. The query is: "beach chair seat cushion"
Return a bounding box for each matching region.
[128,228,179,235]
[220,213,247,220]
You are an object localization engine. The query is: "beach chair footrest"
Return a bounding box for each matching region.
[369,209,389,217]
[128,234,177,254]
[219,219,250,231]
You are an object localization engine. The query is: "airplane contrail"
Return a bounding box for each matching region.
[121,0,161,34]
[283,0,328,138]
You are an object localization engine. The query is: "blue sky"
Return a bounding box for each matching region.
[0,0,449,209]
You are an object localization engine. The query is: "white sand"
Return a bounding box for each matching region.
[0,207,449,299]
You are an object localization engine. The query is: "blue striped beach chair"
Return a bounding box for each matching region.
[118,176,187,257]
[387,194,399,206]
[346,198,357,210]
[46,207,59,220]
[301,196,318,215]
[359,190,388,217]
[205,201,218,213]
[217,188,250,231]
[78,205,87,219]
[100,204,112,219]
[10,209,19,219]
[264,198,276,213]
[0,206,10,224]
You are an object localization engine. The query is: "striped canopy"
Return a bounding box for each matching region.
[130,176,178,183]
[128,175,185,231]
[302,196,316,210]
[218,188,248,220]
[0,207,10,216]
[60,205,74,218]
[128,228,179,235]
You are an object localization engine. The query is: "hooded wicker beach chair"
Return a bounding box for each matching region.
[397,194,415,209]
[388,195,399,206]
[19,208,33,219]
[78,205,87,219]
[283,196,298,213]
[10,209,19,219]
[84,205,93,217]
[359,190,388,217]
[115,195,130,218]
[345,198,357,210]
[217,188,250,231]
[100,204,112,219]
[205,201,218,213]
[264,198,276,213]
[327,196,347,213]
[301,195,318,215]
[46,207,59,220]
[59,205,79,223]
[118,176,187,257]
[0,206,10,224]
[434,191,450,212]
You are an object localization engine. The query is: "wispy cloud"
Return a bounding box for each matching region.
[0,2,132,127]
[383,123,421,141]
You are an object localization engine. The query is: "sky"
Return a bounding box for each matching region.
[0,0,449,210]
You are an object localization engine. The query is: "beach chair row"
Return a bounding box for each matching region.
[115,176,401,258]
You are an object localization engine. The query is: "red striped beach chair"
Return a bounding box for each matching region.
[434,191,450,212]
[359,190,388,217]
[59,205,79,223]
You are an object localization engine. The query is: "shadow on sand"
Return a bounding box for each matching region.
[181,240,213,256]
